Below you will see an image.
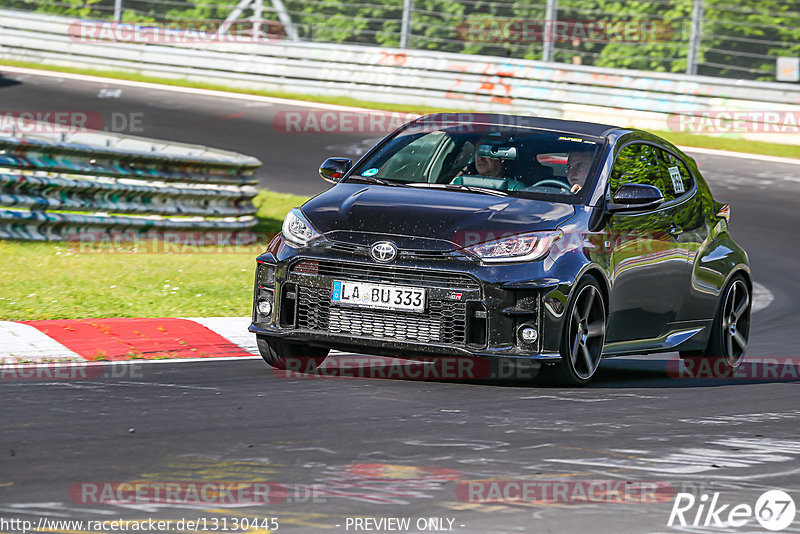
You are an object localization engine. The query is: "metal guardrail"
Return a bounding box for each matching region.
[8,0,800,82]
[1,9,799,145]
[0,122,260,241]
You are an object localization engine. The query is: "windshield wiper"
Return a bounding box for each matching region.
[348,175,409,187]
[410,183,509,197]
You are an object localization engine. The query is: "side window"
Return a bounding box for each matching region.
[608,143,664,197]
[376,132,445,181]
[658,150,695,200]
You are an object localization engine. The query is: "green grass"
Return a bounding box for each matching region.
[5,59,799,159]
[251,189,312,234]
[1,59,796,321]
[652,130,800,159]
[0,59,451,116]
[0,190,308,320]
[0,240,254,320]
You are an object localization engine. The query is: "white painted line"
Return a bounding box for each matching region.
[187,316,259,354]
[1,277,776,366]
[102,380,219,390]
[752,282,774,313]
[189,317,347,358]
[681,145,800,165]
[6,66,800,166]
[0,321,83,362]
[0,354,260,372]
[112,355,261,364]
[8,66,800,167]
[0,315,348,365]
[546,437,800,475]
[0,65,380,113]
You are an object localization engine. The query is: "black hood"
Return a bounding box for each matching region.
[301,183,577,251]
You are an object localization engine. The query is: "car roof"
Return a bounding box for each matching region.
[417,113,626,138]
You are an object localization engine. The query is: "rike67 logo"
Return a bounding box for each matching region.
[668,490,796,531]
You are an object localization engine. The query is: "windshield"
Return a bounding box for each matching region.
[348,123,603,202]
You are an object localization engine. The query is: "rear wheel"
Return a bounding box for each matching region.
[539,276,607,386]
[680,274,750,376]
[256,336,329,372]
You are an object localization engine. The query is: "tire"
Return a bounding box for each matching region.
[539,276,607,386]
[680,274,750,377]
[256,336,329,372]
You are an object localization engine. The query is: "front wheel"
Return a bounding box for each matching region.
[680,274,750,376]
[256,336,329,372]
[539,276,607,386]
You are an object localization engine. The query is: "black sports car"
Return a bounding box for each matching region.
[250,114,751,385]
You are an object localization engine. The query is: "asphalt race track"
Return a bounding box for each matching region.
[0,69,380,197]
[1,69,800,534]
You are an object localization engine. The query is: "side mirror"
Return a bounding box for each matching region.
[319,157,352,183]
[606,183,664,213]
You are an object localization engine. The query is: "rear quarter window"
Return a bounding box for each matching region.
[659,150,695,201]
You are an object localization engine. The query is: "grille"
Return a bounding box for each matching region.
[291,260,479,290]
[328,243,454,260]
[296,286,467,345]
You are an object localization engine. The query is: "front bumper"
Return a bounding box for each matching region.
[250,240,572,363]
[249,323,561,362]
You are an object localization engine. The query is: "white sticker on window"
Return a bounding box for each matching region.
[668,166,685,194]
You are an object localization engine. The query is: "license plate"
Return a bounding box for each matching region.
[331,280,426,313]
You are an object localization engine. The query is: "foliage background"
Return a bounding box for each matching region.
[6,0,799,80]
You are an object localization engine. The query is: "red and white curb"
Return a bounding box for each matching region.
[0,316,258,363]
[0,283,772,364]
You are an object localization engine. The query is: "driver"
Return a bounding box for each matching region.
[474,151,504,178]
[451,134,527,190]
[452,136,512,181]
[566,147,594,193]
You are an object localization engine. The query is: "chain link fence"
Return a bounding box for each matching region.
[5,0,800,82]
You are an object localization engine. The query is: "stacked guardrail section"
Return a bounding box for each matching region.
[0,126,260,241]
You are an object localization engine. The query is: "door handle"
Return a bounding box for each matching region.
[669,225,684,236]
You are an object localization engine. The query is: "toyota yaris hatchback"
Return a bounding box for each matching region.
[250,114,751,385]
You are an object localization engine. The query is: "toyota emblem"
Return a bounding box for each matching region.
[370,241,397,263]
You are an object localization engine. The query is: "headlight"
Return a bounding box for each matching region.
[282,208,321,246]
[464,230,562,263]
